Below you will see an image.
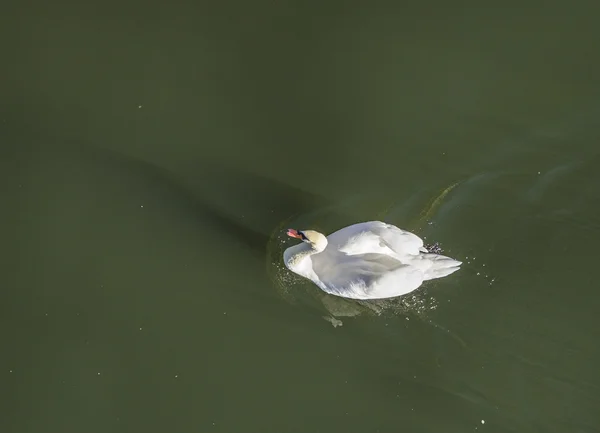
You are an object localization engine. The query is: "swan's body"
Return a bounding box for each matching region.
[283,221,461,300]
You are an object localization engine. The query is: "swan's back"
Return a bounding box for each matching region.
[308,221,460,299]
[326,221,425,258]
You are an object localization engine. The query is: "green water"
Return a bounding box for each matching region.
[2,2,600,433]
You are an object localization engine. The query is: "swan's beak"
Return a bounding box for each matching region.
[286,229,302,239]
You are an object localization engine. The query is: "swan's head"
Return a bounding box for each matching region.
[286,228,328,252]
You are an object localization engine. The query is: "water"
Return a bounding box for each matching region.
[2,2,600,432]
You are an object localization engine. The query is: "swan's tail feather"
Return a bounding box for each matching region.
[424,264,461,279]
[417,253,462,281]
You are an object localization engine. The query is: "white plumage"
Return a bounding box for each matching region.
[283,221,461,300]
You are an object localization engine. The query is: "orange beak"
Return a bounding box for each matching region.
[286,229,302,239]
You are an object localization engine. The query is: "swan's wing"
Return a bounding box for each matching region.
[327,221,424,257]
[311,252,424,299]
[364,262,424,299]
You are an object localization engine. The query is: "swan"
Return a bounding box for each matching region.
[283,221,461,300]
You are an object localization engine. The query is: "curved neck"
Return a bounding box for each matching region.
[284,242,324,271]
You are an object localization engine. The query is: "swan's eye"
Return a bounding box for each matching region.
[299,231,308,241]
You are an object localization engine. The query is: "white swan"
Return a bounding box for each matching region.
[283,221,461,300]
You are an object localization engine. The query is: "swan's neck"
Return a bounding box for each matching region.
[284,243,324,273]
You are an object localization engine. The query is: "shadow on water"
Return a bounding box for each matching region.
[1,135,339,260]
[83,147,333,258]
